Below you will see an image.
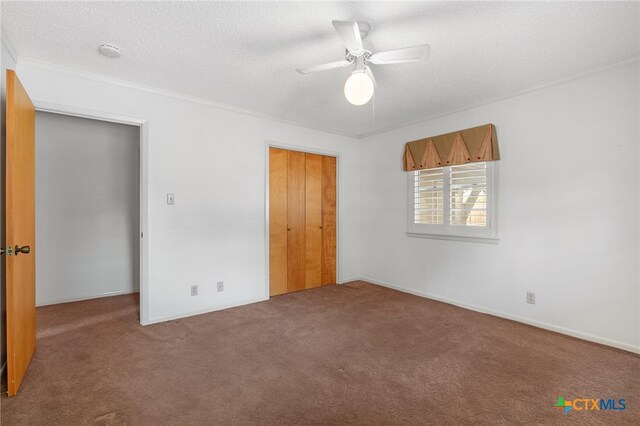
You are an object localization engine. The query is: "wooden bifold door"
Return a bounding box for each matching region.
[269,147,336,296]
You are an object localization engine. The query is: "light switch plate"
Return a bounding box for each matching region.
[526,292,536,304]
[167,193,175,205]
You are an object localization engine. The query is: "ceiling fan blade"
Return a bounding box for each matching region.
[370,44,430,65]
[332,20,365,56]
[296,60,352,74]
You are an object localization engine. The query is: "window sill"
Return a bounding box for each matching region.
[406,232,500,244]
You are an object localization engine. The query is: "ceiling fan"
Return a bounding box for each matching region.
[296,20,430,106]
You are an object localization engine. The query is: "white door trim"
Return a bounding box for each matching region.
[32,100,151,325]
[264,141,342,299]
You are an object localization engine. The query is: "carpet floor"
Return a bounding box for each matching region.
[1,281,638,425]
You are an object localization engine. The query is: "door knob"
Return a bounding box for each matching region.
[15,245,30,255]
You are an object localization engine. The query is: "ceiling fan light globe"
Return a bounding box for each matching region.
[344,71,374,106]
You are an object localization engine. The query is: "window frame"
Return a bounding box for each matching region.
[406,161,499,243]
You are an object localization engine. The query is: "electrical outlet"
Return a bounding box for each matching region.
[217,281,224,292]
[167,193,175,205]
[526,292,536,304]
[191,285,198,296]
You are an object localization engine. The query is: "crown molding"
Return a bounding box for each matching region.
[11,51,639,141]
[1,29,19,63]
[15,56,362,140]
[357,55,640,139]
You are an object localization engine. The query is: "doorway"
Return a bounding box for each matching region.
[35,112,140,306]
[33,102,149,326]
[2,71,148,396]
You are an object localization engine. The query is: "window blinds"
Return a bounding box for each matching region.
[413,162,488,228]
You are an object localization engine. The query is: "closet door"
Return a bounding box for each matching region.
[287,150,306,292]
[321,156,337,285]
[305,153,323,289]
[269,148,336,296]
[269,148,288,296]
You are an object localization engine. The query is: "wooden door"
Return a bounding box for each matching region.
[5,70,36,396]
[268,148,336,296]
[321,156,337,285]
[286,151,306,292]
[268,148,288,296]
[305,154,323,289]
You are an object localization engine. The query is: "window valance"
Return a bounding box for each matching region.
[403,123,499,171]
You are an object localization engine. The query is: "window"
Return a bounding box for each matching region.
[408,162,497,241]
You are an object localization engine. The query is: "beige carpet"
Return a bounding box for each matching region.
[2,281,639,425]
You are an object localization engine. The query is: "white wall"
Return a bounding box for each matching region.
[359,63,640,352]
[15,59,361,324]
[35,112,140,305]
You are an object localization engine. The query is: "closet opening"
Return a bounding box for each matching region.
[267,146,337,296]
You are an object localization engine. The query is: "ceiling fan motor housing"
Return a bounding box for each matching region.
[357,21,372,39]
[346,50,373,64]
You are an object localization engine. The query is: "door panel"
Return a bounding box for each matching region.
[286,150,306,292]
[268,148,288,296]
[304,154,322,289]
[5,70,36,396]
[321,156,337,285]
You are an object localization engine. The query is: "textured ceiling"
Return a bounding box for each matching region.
[2,1,639,137]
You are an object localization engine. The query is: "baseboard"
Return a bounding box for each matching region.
[359,276,640,354]
[145,296,269,326]
[37,288,140,307]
